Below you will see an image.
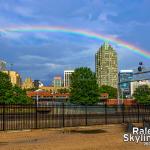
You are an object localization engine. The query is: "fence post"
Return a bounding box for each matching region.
[122,104,125,123]
[105,104,107,124]
[3,103,5,131]
[137,104,140,123]
[62,103,65,127]
[35,104,38,129]
[85,105,88,126]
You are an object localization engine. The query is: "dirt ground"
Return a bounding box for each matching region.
[0,124,149,150]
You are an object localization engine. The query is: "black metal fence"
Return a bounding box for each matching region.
[0,104,150,131]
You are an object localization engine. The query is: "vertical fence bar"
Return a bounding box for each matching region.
[3,103,5,131]
[144,105,146,122]
[105,104,107,124]
[0,104,147,131]
[122,104,125,123]
[35,104,38,129]
[137,104,140,123]
[141,105,144,122]
[85,105,88,126]
[62,103,65,127]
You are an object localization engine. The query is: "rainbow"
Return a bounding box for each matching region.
[0,26,150,59]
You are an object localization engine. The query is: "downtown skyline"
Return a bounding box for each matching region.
[0,0,150,84]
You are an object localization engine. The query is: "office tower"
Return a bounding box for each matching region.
[53,76,63,87]
[119,70,133,98]
[64,70,74,87]
[95,42,118,88]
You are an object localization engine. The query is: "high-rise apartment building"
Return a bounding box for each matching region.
[2,70,22,87]
[119,70,133,98]
[64,70,74,87]
[53,76,63,87]
[95,42,118,88]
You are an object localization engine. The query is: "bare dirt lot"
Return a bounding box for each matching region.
[0,124,149,150]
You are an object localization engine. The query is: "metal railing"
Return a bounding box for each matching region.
[0,104,150,131]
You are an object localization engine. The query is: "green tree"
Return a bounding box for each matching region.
[70,67,99,105]
[0,72,12,103]
[57,88,69,94]
[0,72,33,104]
[99,85,117,99]
[25,87,38,91]
[133,85,150,104]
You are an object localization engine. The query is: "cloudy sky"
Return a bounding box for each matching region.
[0,0,150,85]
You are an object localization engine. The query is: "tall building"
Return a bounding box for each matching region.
[131,80,150,96]
[53,76,63,87]
[95,42,118,88]
[22,77,34,89]
[0,60,6,71]
[64,70,74,87]
[2,70,21,87]
[119,70,133,98]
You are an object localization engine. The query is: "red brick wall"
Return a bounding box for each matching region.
[106,99,136,106]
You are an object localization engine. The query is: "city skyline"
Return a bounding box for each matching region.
[1,41,149,86]
[0,0,150,84]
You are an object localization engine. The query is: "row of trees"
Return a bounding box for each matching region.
[133,85,150,104]
[0,72,32,104]
[69,67,150,105]
[0,68,118,105]
[69,67,117,105]
[1,67,150,105]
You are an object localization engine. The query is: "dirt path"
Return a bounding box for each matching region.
[0,124,149,150]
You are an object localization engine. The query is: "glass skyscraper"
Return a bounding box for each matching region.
[119,70,133,98]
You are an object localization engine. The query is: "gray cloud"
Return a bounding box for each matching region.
[0,0,150,84]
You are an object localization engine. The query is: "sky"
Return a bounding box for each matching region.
[0,0,150,85]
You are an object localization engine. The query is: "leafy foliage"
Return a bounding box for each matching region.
[25,87,38,91]
[70,67,99,105]
[57,88,69,94]
[99,85,118,99]
[133,85,150,104]
[0,72,33,104]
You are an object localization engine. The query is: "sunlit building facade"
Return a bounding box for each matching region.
[95,42,118,88]
[22,77,34,89]
[64,70,74,87]
[2,70,21,87]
